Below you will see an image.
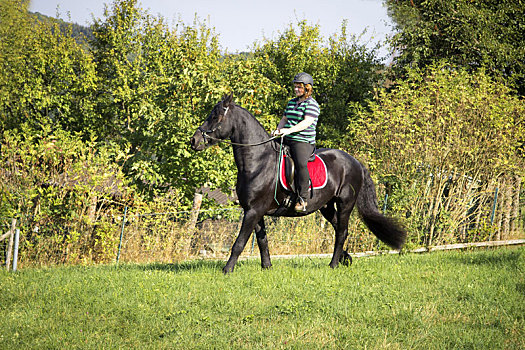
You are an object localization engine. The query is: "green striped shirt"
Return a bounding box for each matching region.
[284,97,320,144]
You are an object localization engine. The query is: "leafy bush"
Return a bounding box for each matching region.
[356,62,525,245]
[0,127,135,264]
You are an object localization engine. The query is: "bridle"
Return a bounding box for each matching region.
[197,106,281,147]
[197,106,228,135]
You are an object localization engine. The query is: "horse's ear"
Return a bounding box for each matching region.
[223,92,234,107]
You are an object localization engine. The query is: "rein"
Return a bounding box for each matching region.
[199,131,281,147]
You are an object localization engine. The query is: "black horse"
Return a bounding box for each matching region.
[190,93,406,273]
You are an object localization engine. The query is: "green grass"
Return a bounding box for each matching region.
[1,247,524,349]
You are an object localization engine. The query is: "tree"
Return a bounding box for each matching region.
[360,61,524,178]
[89,0,228,202]
[386,0,525,95]
[89,0,283,205]
[1,0,388,208]
[0,0,97,136]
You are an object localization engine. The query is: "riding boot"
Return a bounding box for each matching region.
[294,196,307,212]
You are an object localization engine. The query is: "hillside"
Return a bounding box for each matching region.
[29,11,93,43]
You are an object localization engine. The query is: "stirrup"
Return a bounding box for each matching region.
[282,196,294,208]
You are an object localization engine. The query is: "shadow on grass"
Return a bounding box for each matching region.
[283,257,332,270]
[137,259,227,273]
[129,255,334,274]
[451,247,523,269]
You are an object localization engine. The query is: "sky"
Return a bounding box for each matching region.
[29,0,393,55]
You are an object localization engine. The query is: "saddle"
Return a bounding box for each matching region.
[279,151,328,193]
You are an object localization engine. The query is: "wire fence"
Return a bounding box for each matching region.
[1,206,398,268]
[1,221,9,267]
[112,207,383,264]
[2,171,524,269]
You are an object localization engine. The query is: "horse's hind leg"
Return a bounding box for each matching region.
[321,200,347,267]
[320,199,338,228]
[328,200,355,269]
[255,218,272,269]
[339,250,352,266]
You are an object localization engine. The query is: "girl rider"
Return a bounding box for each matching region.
[272,72,320,212]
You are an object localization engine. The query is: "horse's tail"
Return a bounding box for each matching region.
[356,166,407,250]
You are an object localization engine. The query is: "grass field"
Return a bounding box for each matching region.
[1,246,524,349]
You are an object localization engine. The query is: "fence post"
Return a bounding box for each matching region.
[12,229,20,272]
[188,193,203,231]
[6,218,16,271]
[382,193,389,213]
[490,187,499,225]
[489,187,499,240]
[116,206,128,264]
[251,230,256,255]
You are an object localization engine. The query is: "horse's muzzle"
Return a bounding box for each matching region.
[190,130,205,151]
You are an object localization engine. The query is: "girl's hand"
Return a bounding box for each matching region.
[273,128,292,136]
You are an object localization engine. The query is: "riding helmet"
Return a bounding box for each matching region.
[293,72,314,87]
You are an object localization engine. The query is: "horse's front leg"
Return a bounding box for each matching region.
[255,218,272,269]
[223,209,261,274]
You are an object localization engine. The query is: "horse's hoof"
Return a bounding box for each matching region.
[339,251,353,267]
[222,266,234,274]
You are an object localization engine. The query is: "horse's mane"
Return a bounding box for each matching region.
[234,103,271,138]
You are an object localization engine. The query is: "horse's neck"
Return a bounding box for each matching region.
[230,108,269,144]
[230,109,276,173]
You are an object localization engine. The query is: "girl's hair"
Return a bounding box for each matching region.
[299,82,313,99]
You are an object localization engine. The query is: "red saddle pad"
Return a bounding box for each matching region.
[279,154,328,191]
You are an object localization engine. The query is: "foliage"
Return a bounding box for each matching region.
[1,0,385,203]
[0,0,98,135]
[88,0,286,202]
[386,0,525,95]
[0,127,134,264]
[1,0,523,266]
[359,62,525,178]
[30,10,94,44]
[1,247,524,348]
[90,0,219,197]
[220,54,283,133]
[356,62,525,245]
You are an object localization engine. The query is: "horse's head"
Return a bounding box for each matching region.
[190,93,235,151]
